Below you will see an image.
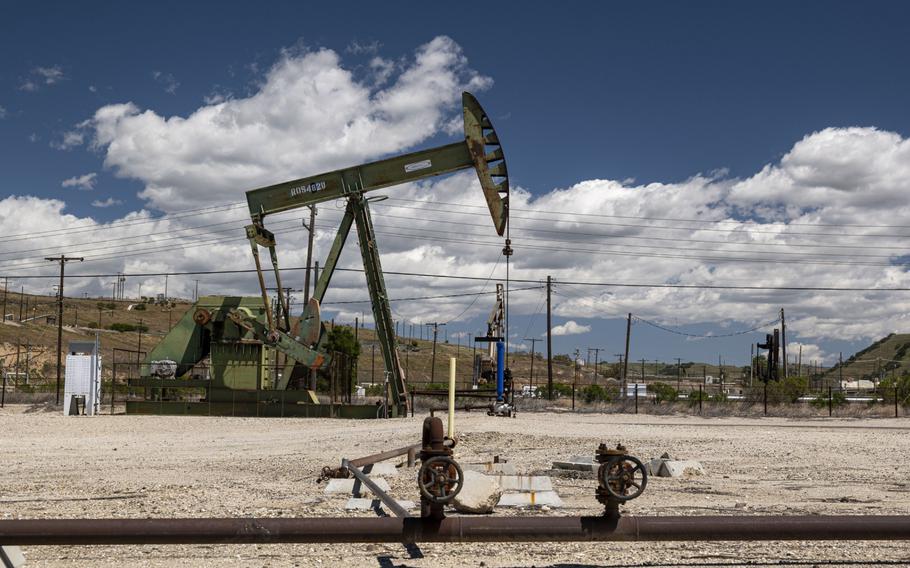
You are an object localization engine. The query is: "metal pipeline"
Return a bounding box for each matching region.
[348,444,420,469]
[3,515,910,545]
[341,459,410,519]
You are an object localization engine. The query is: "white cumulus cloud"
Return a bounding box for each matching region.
[91,197,122,208]
[549,321,592,336]
[61,173,97,190]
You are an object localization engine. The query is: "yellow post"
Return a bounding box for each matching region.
[448,357,456,437]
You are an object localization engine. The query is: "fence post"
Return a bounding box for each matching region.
[634,386,638,414]
[763,380,768,416]
[698,384,703,415]
[572,384,576,412]
[897,385,900,418]
[828,385,833,417]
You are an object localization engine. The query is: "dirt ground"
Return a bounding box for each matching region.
[1,406,908,567]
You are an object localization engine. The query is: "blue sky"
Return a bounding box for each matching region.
[2,1,910,367]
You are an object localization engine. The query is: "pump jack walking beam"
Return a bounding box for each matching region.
[242,92,510,415]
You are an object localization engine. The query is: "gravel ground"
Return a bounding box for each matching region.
[1,405,909,567]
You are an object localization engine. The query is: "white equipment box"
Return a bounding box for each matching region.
[64,338,102,416]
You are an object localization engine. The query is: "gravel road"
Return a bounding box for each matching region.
[1,406,908,567]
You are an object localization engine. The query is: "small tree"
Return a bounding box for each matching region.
[648,382,678,403]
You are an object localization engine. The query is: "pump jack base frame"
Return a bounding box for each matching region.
[126,390,388,419]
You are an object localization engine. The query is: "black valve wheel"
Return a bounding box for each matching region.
[418,456,464,504]
[601,455,648,502]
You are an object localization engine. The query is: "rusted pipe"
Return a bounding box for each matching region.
[341,459,410,518]
[2,515,910,545]
[348,444,421,469]
[429,405,490,417]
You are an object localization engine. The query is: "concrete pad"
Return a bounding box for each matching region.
[463,462,517,474]
[0,546,26,568]
[344,497,416,511]
[647,457,668,476]
[497,490,563,508]
[363,462,399,477]
[552,456,595,472]
[324,477,391,495]
[659,460,704,478]
[490,475,553,492]
[454,470,502,514]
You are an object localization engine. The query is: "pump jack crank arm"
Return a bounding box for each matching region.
[228,309,330,371]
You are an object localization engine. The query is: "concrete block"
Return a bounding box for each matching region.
[552,456,595,472]
[659,460,704,478]
[344,498,416,511]
[497,490,563,508]
[362,462,399,477]
[647,458,668,476]
[491,475,553,492]
[0,546,26,568]
[454,470,502,514]
[324,477,391,496]
[464,462,518,474]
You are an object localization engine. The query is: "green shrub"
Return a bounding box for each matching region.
[811,390,847,409]
[648,382,678,403]
[550,382,574,398]
[580,384,617,403]
[132,303,146,311]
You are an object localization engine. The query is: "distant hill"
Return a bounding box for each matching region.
[827,333,910,381]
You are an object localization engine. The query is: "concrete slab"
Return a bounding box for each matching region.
[497,490,563,508]
[490,475,553,492]
[552,456,595,472]
[647,457,668,476]
[464,462,517,474]
[362,462,399,477]
[660,460,704,478]
[324,477,391,496]
[344,497,416,511]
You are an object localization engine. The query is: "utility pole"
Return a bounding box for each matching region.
[781,308,788,379]
[838,352,843,387]
[18,285,24,321]
[750,344,755,387]
[2,276,8,323]
[798,344,803,377]
[573,348,580,411]
[676,357,682,392]
[426,322,446,383]
[303,206,317,304]
[591,347,602,384]
[524,337,540,393]
[137,318,144,361]
[45,255,84,405]
[371,344,376,384]
[546,275,553,401]
[623,313,631,399]
[640,358,646,381]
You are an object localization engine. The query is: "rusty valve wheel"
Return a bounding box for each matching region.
[600,455,648,502]
[418,456,464,504]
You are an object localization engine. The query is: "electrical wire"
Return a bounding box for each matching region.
[632,315,781,339]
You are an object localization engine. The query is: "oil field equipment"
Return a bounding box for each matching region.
[128,92,509,418]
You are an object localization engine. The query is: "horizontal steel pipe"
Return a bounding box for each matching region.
[2,516,910,546]
[348,444,420,469]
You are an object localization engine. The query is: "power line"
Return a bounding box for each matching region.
[6,266,910,293]
[632,314,781,338]
[384,196,910,231]
[316,285,542,305]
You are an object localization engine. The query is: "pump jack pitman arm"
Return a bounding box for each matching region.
[243,92,510,415]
